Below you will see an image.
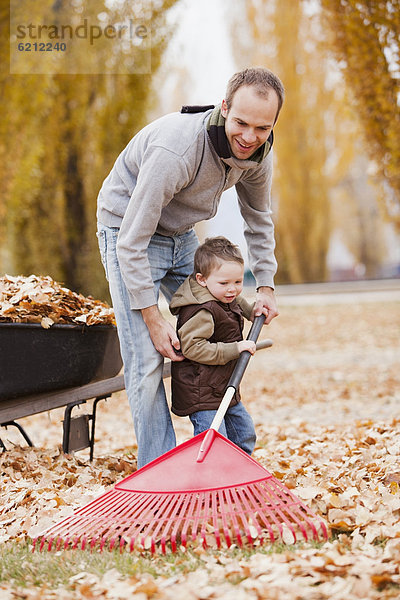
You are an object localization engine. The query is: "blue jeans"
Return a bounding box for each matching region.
[97,224,199,468]
[189,402,256,455]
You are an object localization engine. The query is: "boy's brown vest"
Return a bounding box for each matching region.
[171,299,244,416]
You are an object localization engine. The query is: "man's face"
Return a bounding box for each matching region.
[221,85,279,160]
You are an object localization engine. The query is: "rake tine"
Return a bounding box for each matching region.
[195,493,207,546]
[96,492,159,550]
[55,537,63,551]
[231,486,255,545]
[64,536,71,550]
[267,479,320,541]
[256,479,324,542]
[235,487,265,544]
[189,492,203,545]
[71,488,117,519]
[162,493,190,553]
[255,482,299,542]
[39,537,46,552]
[223,488,244,547]
[37,489,121,549]
[211,492,221,548]
[263,481,307,541]
[169,493,192,552]
[90,535,99,551]
[248,482,287,539]
[242,485,276,544]
[199,492,211,548]
[143,494,179,553]
[137,493,177,550]
[110,493,161,551]
[218,489,233,548]
[180,492,198,548]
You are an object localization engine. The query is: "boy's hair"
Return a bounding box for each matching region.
[225,66,285,121]
[194,236,244,278]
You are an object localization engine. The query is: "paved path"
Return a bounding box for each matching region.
[273,278,400,305]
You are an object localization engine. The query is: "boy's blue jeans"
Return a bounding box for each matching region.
[97,223,198,469]
[189,402,256,455]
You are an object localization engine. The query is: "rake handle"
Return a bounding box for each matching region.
[209,314,266,432]
[196,315,268,463]
[227,314,266,390]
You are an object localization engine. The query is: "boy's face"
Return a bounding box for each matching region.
[196,261,244,303]
[221,85,278,160]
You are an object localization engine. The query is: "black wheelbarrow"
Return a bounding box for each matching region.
[0,322,122,400]
[0,322,123,457]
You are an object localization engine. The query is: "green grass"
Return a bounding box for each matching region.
[0,541,189,588]
[0,539,322,590]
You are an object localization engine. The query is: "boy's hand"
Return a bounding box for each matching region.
[237,340,256,355]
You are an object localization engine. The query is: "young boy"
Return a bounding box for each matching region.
[169,236,257,455]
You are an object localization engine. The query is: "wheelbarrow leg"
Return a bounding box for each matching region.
[63,395,110,460]
[1,421,34,448]
[89,395,110,461]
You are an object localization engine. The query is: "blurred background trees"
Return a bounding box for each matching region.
[1,0,399,295]
[1,0,178,300]
[230,0,397,283]
[321,0,400,228]
[233,0,336,283]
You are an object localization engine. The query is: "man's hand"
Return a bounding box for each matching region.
[253,286,279,325]
[141,305,185,361]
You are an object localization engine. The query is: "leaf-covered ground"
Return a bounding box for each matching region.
[1,294,400,599]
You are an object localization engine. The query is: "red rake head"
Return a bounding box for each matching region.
[33,431,329,553]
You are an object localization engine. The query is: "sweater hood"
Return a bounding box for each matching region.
[170,277,217,314]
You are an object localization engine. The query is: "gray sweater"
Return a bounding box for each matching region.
[97,109,277,309]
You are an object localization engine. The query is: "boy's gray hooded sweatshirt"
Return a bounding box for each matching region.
[97,108,277,310]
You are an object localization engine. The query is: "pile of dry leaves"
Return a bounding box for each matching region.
[0,275,115,327]
[0,448,137,544]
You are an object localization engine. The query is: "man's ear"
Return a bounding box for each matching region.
[195,273,207,287]
[221,99,228,118]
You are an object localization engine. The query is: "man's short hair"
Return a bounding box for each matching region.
[225,66,285,119]
[194,236,244,278]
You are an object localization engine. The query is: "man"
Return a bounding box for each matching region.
[96,66,284,468]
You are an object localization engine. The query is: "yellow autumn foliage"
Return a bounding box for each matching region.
[321,0,400,227]
[0,0,179,299]
[236,0,347,282]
